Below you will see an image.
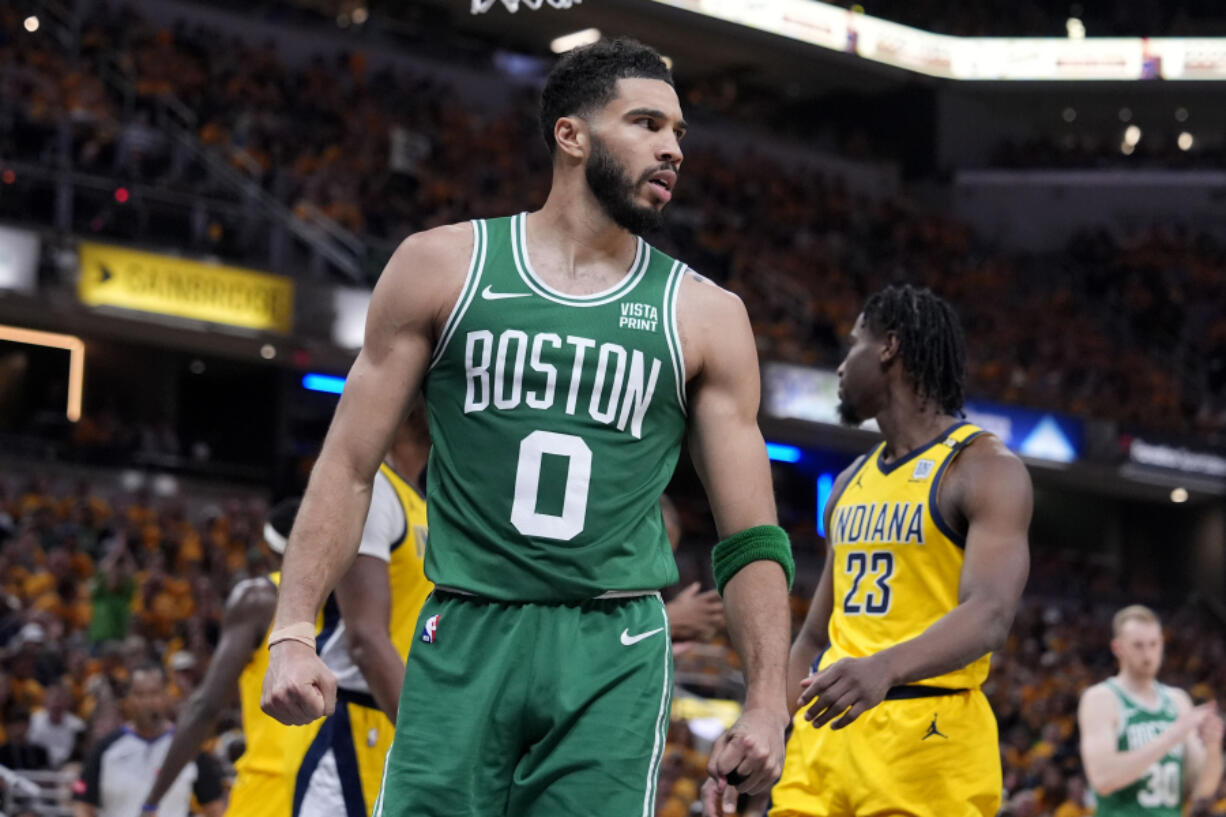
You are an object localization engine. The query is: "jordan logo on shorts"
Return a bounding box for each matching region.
[922,714,948,740]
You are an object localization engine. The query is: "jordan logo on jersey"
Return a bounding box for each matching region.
[420,614,440,644]
[922,714,948,740]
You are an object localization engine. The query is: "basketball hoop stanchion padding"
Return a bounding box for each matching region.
[471,0,581,12]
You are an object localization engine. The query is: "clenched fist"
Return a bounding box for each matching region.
[261,640,338,725]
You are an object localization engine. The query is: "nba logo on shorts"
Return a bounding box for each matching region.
[421,614,440,644]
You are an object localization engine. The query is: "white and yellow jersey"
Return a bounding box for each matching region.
[319,462,431,694]
[822,422,990,690]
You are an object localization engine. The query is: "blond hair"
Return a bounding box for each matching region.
[1112,604,1160,637]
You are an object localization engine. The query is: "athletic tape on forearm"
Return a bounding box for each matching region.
[712,524,794,596]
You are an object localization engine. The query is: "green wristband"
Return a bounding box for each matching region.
[712,524,794,596]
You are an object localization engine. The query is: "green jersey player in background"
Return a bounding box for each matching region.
[1078,604,1224,817]
[261,38,793,817]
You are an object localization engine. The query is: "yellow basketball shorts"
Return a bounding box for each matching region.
[228,718,321,817]
[294,690,395,817]
[769,687,1001,817]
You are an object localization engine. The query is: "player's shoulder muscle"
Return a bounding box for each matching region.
[674,268,753,382]
[373,222,476,338]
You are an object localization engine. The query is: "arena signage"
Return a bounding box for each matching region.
[1128,439,1226,478]
[962,402,1082,463]
[77,243,294,334]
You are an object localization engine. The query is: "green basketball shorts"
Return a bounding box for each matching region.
[372,590,674,817]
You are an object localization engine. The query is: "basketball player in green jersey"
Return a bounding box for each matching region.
[261,38,793,817]
[1078,605,1224,817]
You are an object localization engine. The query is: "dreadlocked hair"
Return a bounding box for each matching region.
[863,284,966,416]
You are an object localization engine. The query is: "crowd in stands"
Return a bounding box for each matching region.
[0,471,1223,816]
[0,472,267,809]
[2,1,1225,439]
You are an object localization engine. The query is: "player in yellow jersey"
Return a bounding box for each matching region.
[142,405,430,817]
[142,498,315,817]
[763,285,1032,817]
[295,402,431,817]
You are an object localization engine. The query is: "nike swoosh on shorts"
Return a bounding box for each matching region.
[620,627,665,646]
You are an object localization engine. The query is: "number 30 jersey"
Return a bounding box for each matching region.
[423,213,687,602]
[1095,679,1184,817]
[822,422,991,690]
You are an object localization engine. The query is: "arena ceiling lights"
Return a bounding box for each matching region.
[649,0,1226,80]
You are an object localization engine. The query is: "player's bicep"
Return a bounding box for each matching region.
[957,450,1032,611]
[1078,686,1121,787]
[318,231,463,484]
[319,343,427,487]
[684,287,775,537]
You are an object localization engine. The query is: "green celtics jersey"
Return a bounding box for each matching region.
[1095,679,1185,817]
[423,213,688,602]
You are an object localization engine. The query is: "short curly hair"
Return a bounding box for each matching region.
[539,37,673,155]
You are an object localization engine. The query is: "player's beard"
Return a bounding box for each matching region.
[837,395,863,426]
[586,135,664,235]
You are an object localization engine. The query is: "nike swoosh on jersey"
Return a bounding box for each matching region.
[620,627,665,646]
[480,286,531,300]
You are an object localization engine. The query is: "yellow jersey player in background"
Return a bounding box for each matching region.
[141,403,430,817]
[767,285,1032,817]
[295,400,431,817]
[141,497,316,817]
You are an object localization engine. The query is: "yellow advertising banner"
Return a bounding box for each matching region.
[78,243,294,333]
